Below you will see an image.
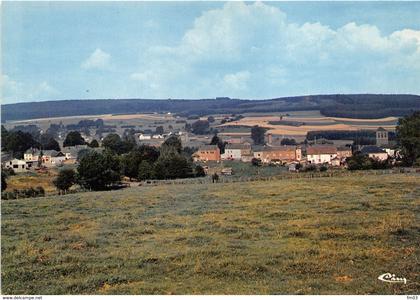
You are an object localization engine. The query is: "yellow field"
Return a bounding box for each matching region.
[217,114,398,136]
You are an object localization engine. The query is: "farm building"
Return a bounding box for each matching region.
[306,145,338,165]
[252,145,302,164]
[3,159,28,173]
[193,145,221,162]
[360,146,389,161]
[221,143,252,160]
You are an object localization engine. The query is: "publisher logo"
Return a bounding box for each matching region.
[378,273,407,284]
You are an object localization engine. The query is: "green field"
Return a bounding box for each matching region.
[1,173,419,294]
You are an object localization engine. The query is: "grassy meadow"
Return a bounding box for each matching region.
[1,173,419,294]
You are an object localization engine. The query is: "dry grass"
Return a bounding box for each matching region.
[1,173,419,294]
[5,171,58,193]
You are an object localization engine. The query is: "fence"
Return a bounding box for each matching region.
[135,167,419,187]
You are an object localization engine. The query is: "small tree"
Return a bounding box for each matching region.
[63,131,86,147]
[89,139,99,148]
[192,120,210,135]
[194,165,206,177]
[53,169,76,194]
[155,126,164,135]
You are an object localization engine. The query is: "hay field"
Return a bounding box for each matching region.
[2,173,419,295]
[217,111,398,136]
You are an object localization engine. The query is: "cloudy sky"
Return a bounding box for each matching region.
[1,1,420,104]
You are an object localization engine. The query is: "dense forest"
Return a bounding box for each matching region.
[2,94,419,121]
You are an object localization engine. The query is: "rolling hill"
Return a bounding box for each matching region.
[2,94,420,121]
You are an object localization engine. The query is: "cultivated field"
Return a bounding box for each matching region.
[2,173,419,295]
[217,111,398,136]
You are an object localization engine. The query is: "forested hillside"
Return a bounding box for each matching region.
[2,94,419,121]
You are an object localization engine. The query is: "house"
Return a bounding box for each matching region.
[360,146,388,161]
[3,159,28,173]
[193,145,221,162]
[306,145,338,165]
[336,146,352,161]
[252,146,302,164]
[62,145,89,160]
[221,143,251,160]
[24,149,38,162]
[139,134,152,140]
[42,150,66,166]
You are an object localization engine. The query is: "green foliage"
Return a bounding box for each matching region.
[155,126,164,135]
[137,161,154,181]
[251,126,266,145]
[319,165,328,172]
[345,153,392,170]
[63,131,86,147]
[121,145,160,180]
[192,120,210,135]
[39,133,61,151]
[2,130,40,158]
[2,170,8,191]
[102,133,134,155]
[251,158,262,166]
[77,150,121,190]
[88,139,99,148]
[153,151,193,180]
[303,164,318,172]
[53,169,76,193]
[396,111,420,166]
[281,138,297,145]
[210,134,227,154]
[194,165,206,177]
[162,136,182,154]
[207,116,215,123]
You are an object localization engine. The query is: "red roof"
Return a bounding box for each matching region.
[307,146,337,155]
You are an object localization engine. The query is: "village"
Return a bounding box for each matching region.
[2,115,399,177]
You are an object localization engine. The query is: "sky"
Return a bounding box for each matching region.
[1,1,420,104]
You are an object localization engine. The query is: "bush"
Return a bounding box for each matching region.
[304,164,318,172]
[53,169,76,193]
[319,165,328,172]
[251,158,262,166]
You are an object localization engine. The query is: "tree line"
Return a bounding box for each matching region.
[53,135,205,193]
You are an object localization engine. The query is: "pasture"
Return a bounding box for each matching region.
[1,173,419,294]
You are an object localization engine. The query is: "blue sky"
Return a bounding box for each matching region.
[2,1,420,104]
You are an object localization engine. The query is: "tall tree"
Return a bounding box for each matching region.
[396,111,420,166]
[63,131,86,147]
[210,134,227,154]
[39,134,61,151]
[2,131,40,158]
[191,120,210,135]
[162,136,183,154]
[251,126,266,145]
[77,150,121,190]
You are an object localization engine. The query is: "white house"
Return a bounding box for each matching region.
[139,134,151,140]
[221,143,252,160]
[3,159,28,173]
[361,146,388,161]
[306,146,338,165]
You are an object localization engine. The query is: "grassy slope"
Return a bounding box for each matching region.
[2,174,419,295]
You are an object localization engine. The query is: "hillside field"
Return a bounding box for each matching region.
[1,173,419,295]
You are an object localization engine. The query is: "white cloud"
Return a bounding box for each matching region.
[129,1,420,98]
[223,71,250,91]
[81,48,111,70]
[1,74,59,103]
